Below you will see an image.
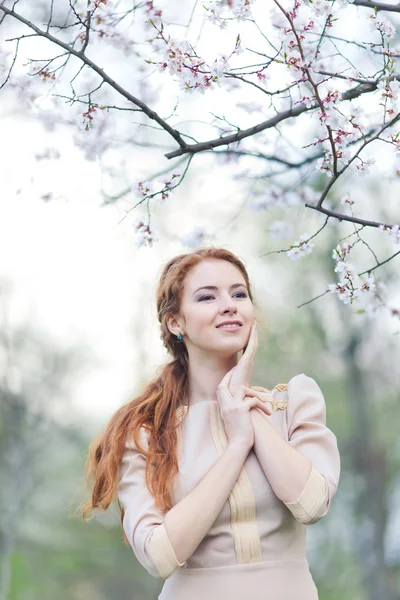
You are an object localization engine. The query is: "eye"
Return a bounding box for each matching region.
[198,292,248,301]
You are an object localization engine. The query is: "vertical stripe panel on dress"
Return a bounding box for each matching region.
[210,403,263,564]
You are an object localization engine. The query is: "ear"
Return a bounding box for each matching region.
[166,313,183,337]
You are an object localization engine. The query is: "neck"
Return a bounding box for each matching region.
[183,347,239,405]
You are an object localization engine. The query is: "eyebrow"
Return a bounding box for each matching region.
[193,283,247,295]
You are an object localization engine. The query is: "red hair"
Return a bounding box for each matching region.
[79,247,256,542]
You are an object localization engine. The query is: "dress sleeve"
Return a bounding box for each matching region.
[116,427,187,579]
[282,373,341,526]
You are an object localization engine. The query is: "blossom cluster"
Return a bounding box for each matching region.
[340,192,354,207]
[146,24,242,93]
[77,0,137,52]
[88,0,109,8]
[133,218,157,248]
[144,1,163,28]
[355,157,376,176]
[32,67,56,82]
[135,173,181,204]
[267,1,398,186]
[378,224,400,244]
[327,242,376,305]
[378,79,400,117]
[287,233,315,260]
[205,0,256,28]
[82,104,100,131]
[368,12,396,40]
[314,123,373,178]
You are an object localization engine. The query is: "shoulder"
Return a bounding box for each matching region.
[287,373,325,401]
[288,373,318,386]
[285,374,327,434]
[252,373,323,412]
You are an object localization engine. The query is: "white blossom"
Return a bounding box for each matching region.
[134,180,154,198]
[334,260,357,280]
[371,14,396,39]
[340,192,354,207]
[327,283,360,304]
[337,147,353,167]
[210,56,230,78]
[287,233,315,259]
[355,157,376,176]
[301,95,314,108]
[316,154,333,177]
[206,0,255,23]
[149,34,234,93]
[378,78,400,111]
[332,242,354,261]
[359,275,376,294]
[308,1,332,16]
[328,239,361,304]
[133,218,157,248]
[379,224,400,244]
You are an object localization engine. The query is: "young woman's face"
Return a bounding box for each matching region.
[177,259,255,356]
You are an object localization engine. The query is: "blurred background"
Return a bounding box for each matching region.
[1,1,400,599]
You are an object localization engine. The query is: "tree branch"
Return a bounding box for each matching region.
[313,110,400,210]
[0,4,188,150]
[212,149,322,169]
[165,103,310,158]
[359,249,400,276]
[304,204,394,229]
[352,0,400,12]
[165,80,382,159]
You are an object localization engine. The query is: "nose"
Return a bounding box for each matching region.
[220,298,238,315]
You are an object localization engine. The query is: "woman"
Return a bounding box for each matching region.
[81,247,341,600]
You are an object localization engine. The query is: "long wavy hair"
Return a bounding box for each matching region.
[79,247,257,543]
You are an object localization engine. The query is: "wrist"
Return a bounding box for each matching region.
[250,406,270,422]
[227,440,252,455]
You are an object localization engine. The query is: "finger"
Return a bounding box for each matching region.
[219,366,236,387]
[217,367,237,405]
[242,322,258,358]
[234,385,269,403]
[242,385,265,396]
[216,384,233,406]
[244,397,272,416]
[240,389,272,415]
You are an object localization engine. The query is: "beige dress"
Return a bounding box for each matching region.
[117,373,341,600]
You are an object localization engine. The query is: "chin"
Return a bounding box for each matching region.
[215,339,244,354]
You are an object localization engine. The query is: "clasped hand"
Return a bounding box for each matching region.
[216,321,271,449]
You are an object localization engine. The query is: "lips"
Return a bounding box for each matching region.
[216,320,243,328]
